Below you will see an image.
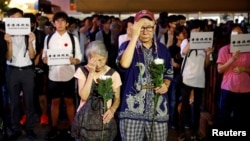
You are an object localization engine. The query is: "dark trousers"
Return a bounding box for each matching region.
[216,89,250,130]
[179,84,203,134]
[6,66,35,131]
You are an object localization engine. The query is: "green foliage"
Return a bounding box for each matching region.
[150,61,166,87]
[97,78,114,103]
[97,77,114,141]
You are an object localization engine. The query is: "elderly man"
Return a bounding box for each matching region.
[117,10,172,141]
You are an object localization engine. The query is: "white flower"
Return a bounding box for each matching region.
[99,75,112,80]
[153,58,164,65]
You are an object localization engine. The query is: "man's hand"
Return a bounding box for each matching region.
[4,33,12,43]
[155,82,169,94]
[131,19,146,39]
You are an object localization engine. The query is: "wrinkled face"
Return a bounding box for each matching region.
[89,53,107,72]
[53,18,68,32]
[139,18,155,43]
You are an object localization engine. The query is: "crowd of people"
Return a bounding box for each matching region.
[0,7,250,141]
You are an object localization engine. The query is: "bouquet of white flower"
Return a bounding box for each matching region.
[149,58,166,140]
[150,58,165,107]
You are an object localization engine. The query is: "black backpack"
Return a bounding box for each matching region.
[71,66,117,141]
[46,32,76,58]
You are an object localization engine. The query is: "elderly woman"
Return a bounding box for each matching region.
[72,40,122,141]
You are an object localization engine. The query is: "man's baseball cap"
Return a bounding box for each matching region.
[134,10,155,22]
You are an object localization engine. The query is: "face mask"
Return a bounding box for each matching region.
[231,31,238,35]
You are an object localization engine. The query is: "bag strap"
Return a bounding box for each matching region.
[181,49,198,73]
[68,33,75,58]
[105,68,115,76]
[80,66,115,93]
[23,35,29,57]
[180,55,187,75]
[47,32,75,58]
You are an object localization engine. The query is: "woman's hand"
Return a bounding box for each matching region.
[102,108,115,124]
[205,47,214,55]
[87,57,97,73]
[233,66,250,74]
[232,50,240,61]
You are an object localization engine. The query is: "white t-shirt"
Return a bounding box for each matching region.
[180,39,206,88]
[118,34,129,48]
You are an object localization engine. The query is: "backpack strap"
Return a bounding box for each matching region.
[105,68,115,76]
[80,66,115,93]
[46,32,55,50]
[23,35,29,57]
[46,32,75,58]
[68,33,75,58]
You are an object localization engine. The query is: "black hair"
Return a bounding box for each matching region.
[172,25,187,46]
[100,15,110,24]
[23,13,36,24]
[188,19,201,31]
[229,23,246,34]
[167,15,178,25]
[52,11,69,23]
[7,7,23,17]
[177,15,186,20]
[68,16,77,26]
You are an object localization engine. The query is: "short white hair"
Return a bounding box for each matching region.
[85,40,108,58]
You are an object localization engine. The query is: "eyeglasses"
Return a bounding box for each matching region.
[140,26,154,32]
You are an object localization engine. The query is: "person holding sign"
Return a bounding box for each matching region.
[178,19,214,141]
[216,24,250,131]
[42,11,82,140]
[4,8,37,140]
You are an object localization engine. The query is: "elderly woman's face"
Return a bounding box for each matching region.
[90,53,107,72]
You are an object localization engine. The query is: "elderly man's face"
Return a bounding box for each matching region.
[139,18,155,43]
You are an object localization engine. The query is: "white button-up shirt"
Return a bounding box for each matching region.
[6,35,36,67]
[42,31,82,82]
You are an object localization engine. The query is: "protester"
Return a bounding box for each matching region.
[42,11,82,140]
[178,19,214,141]
[117,10,172,141]
[4,7,37,140]
[216,24,250,131]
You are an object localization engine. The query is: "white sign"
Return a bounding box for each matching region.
[230,34,250,53]
[47,49,71,66]
[190,32,214,49]
[5,18,31,35]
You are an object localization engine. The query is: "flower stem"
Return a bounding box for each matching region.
[102,100,107,141]
[151,93,160,141]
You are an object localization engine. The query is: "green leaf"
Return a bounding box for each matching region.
[97,78,114,102]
